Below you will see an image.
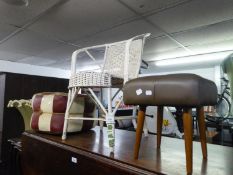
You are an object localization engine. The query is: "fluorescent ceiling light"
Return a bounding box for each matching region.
[155,51,232,66]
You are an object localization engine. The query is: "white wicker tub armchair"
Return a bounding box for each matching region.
[62,33,150,152]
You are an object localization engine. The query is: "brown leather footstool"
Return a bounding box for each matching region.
[123,74,217,174]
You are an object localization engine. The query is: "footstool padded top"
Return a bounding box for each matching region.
[123,74,217,107]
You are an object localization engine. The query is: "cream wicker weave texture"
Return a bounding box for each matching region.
[103,39,142,80]
[69,72,111,88]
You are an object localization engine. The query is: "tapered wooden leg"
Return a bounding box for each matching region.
[197,107,207,159]
[157,106,164,148]
[134,106,146,159]
[183,108,193,174]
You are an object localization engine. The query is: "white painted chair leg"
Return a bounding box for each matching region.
[106,121,115,153]
[62,88,75,140]
[106,88,115,153]
[62,100,70,140]
[62,115,68,140]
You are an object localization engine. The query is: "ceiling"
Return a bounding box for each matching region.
[0,0,233,72]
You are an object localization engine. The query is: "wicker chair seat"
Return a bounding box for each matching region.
[69,72,123,88]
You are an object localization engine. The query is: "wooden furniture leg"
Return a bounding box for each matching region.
[134,106,146,159]
[157,106,164,148]
[197,107,207,159]
[182,108,193,174]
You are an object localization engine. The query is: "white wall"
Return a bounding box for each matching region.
[0,60,70,79]
[143,67,215,81]
[214,65,222,93]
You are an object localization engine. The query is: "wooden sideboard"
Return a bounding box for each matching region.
[0,72,68,163]
[21,127,233,175]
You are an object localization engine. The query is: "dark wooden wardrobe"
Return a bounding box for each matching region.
[0,72,68,163]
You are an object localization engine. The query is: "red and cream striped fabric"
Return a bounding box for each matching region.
[30,92,97,134]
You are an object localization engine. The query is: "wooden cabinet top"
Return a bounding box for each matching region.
[22,127,233,175]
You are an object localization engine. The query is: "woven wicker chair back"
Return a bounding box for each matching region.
[103,39,143,80]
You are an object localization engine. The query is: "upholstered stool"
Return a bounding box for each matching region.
[123,74,217,174]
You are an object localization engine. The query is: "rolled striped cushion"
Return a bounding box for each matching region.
[30,92,97,134]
